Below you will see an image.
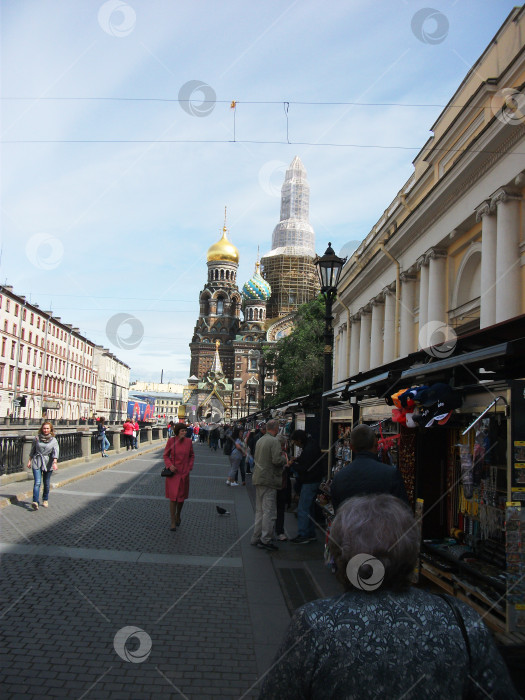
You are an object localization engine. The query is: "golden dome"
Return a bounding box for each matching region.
[207,226,239,264]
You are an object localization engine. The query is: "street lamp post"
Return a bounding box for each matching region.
[314,242,347,465]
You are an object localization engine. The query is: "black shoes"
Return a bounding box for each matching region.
[290,536,315,544]
[257,541,278,551]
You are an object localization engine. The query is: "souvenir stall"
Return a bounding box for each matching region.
[323,320,525,637]
[382,379,525,636]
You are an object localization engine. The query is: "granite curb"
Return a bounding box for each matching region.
[0,443,165,509]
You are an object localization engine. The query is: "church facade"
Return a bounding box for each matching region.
[185,156,320,423]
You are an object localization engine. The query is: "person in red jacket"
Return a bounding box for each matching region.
[122,419,134,451]
[163,422,195,531]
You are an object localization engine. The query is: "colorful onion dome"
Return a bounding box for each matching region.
[242,261,271,301]
[207,225,239,264]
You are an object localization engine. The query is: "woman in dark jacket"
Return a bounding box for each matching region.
[259,494,519,699]
[97,417,110,457]
[26,421,60,510]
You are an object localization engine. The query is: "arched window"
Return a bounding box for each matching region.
[217,297,224,314]
[220,269,225,280]
[226,270,230,280]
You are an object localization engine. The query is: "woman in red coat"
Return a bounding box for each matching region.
[163,422,195,531]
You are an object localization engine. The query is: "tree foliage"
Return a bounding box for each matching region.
[265,296,325,405]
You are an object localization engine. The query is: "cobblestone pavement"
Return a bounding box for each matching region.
[0,444,291,699]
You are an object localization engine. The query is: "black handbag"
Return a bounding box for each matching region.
[161,467,174,477]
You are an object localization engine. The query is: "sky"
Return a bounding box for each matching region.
[1,0,519,383]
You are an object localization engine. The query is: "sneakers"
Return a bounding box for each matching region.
[32,502,38,510]
[42,501,48,508]
[277,534,288,541]
[230,482,239,486]
[257,541,278,551]
[225,480,231,485]
[290,536,315,544]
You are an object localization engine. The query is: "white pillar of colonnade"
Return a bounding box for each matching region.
[426,249,447,332]
[399,273,416,357]
[476,200,497,329]
[358,308,371,374]
[417,257,429,349]
[382,287,396,364]
[369,299,384,369]
[349,316,361,377]
[492,188,522,324]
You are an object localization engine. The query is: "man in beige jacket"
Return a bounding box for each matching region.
[251,419,287,551]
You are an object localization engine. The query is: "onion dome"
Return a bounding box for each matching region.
[207,225,239,263]
[242,261,271,301]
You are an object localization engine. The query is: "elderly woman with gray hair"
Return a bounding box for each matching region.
[259,494,518,699]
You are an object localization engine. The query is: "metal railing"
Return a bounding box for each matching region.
[56,433,82,463]
[0,436,24,475]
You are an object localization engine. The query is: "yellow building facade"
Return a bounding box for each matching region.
[333,7,525,379]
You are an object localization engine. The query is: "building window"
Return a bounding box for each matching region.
[6,300,10,312]
[8,366,14,386]
[217,297,224,314]
[14,304,19,316]
[30,313,34,325]
[1,339,5,357]
[23,309,27,320]
[0,364,4,382]
[10,341,15,360]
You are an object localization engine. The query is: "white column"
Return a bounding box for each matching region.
[336,323,347,382]
[333,333,340,384]
[476,200,497,329]
[340,322,348,380]
[418,258,429,340]
[427,249,447,328]
[383,288,396,364]
[358,308,371,373]
[370,299,384,369]
[492,188,522,323]
[349,317,360,377]
[399,273,416,357]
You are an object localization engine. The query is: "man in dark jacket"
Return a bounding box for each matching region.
[330,424,409,512]
[289,430,324,544]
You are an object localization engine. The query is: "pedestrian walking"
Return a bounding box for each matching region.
[132,419,140,449]
[192,423,200,442]
[226,427,248,486]
[330,424,409,511]
[259,494,520,699]
[251,419,287,551]
[288,430,324,544]
[97,417,110,457]
[210,426,219,451]
[26,421,59,510]
[122,419,134,450]
[163,422,195,531]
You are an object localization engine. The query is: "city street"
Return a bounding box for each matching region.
[0,442,335,700]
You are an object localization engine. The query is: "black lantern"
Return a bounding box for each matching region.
[315,242,347,298]
[314,242,347,465]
